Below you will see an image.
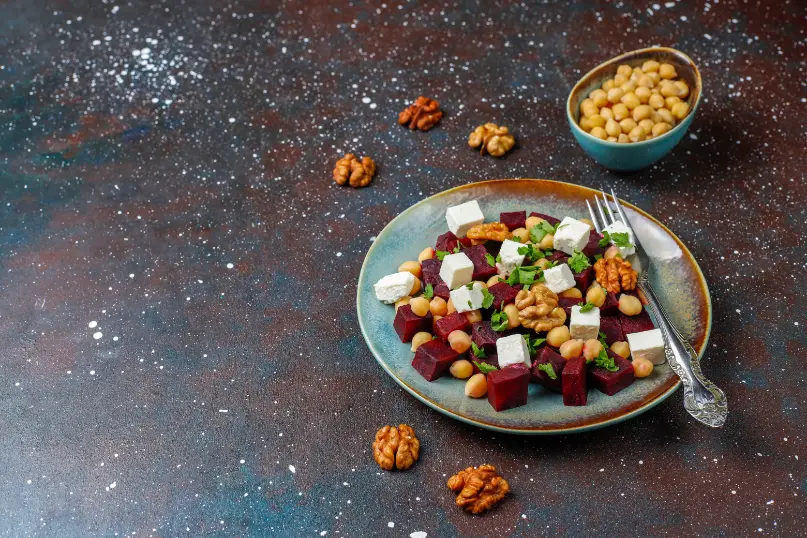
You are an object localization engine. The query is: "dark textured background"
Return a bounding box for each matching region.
[0,0,805,536]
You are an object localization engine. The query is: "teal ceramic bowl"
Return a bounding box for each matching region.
[567,47,702,172]
[356,179,712,434]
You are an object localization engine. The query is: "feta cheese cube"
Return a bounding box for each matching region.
[445,200,485,237]
[603,221,636,258]
[626,328,666,365]
[553,216,591,255]
[495,239,526,276]
[496,333,532,369]
[543,263,577,294]
[439,252,475,289]
[374,271,416,304]
[450,282,485,313]
[570,305,601,340]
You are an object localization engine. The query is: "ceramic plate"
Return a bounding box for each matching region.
[357,179,711,434]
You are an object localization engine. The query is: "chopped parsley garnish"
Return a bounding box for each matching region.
[466,282,474,290]
[453,244,462,253]
[579,302,596,313]
[610,232,633,248]
[530,221,556,244]
[598,231,611,248]
[525,334,546,355]
[518,244,549,263]
[593,254,603,261]
[598,331,608,348]
[467,300,473,309]
[471,342,487,359]
[535,362,558,380]
[485,253,496,267]
[509,235,523,243]
[481,288,495,309]
[473,360,499,374]
[436,250,449,261]
[593,346,619,372]
[491,310,509,332]
[567,250,591,273]
[423,283,434,299]
[506,265,540,287]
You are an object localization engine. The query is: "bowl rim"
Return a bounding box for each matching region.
[566,46,703,147]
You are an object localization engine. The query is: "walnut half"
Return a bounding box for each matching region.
[468,123,516,157]
[516,285,567,331]
[372,424,420,471]
[333,153,376,188]
[593,256,637,294]
[466,222,512,242]
[447,464,510,514]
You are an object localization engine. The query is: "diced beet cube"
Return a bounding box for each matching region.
[393,304,433,343]
[487,364,530,412]
[435,231,459,253]
[412,339,462,381]
[463,244,498,280]
[589,352,635,395]
[421,258,443,286]
[433,282,450,300]
[529,212,561,226]
[487,282,519,310]
[574,266,594,291]
[582,230,605,257]
[599,316,624,345]
[620,309,654,336]
[562,357,588,406]
[471,353,499,375]
[531,347,566,393]
[471,321,509,353]
[600,292,620,316]
[548,250,569,264]
[500,211,527,231]
[435,312,471,341]
[558,296,584,318]
[458,237,473,248]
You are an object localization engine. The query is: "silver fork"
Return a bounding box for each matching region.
[587,189,728,428]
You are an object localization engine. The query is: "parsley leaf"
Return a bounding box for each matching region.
[598,331,608,347]
[600,229,633,248]
[481,288,495,309]
[593,346,619,372]
[530,221,556,244]
[509,235,523,243]
[567,250,591,273]
[436,250,449,261]
[579,301,596,313]
[485,253,496,267]
[593,254,603,261]
[452,244,462,253]
[466,282,474,290]
[491,310,509,332]
[525,334,546,355]
[423,283,434,299]
[506,265,537,287]
[598,231,611,248]
[467,300,473,309]
[473,360,499,374]
[471,342,487,359]
[536,362,558,380]
[518,243,548,263]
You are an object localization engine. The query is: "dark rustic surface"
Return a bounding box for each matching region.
[1,0,805,536]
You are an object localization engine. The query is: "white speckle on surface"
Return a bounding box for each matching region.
[388,522,395,528]
[90,370,96,375]
[129,273,134,278]
[336,252,342,257]
[362,97,371,104]
[680,15,688,21]
[289,465,296,474]
[88,321,97,328]
[93,332,103,340]
[218,409,228,413]
[410,532,427,538]
[226,263,234,269]
[228,117,236,123]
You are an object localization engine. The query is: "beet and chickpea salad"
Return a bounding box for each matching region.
[373,200,668,411]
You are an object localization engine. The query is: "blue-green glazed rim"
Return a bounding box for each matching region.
[357,179,712,435]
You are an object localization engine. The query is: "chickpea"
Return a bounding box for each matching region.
[546,325,571,347]
[620,92,640,110]
[411,332,433,352]
[628,126,646,143]
[431,315,442,331]
[580,97,596,111]
[647,72,661,86]
[410,277,421,295]
[617,133,629,143]
[395,296,412,311]
[637,74,654,88]
[446,297,456,314]
[657,108,675,126]
[450,359,474,379]
[582,339,603,362]
[632,104,653,122]
[658,63,677,79]
[604,245,621,259]
[524,216,544,230]
[465,373,488,398]
[503,304,521,329]
[619,80,637,94]
[599,107,615,121]
[660,81,678,98]
[674,80,690,99]
[511,227,530,242]
[607,136,618,142]
[633,357,654,378]
[590,126,607,140]
[607,87,625,104]
[650,111,663,124]
[610,341,630,358]
[559,339,584,360]
[638,119,656,135]
[648,93,665,110]
[618,294,643,316]
[464,309,483,324]
[409,296,430,317]
[665,96,682,109]
[641,60,660,73]
[602,78,615,91]
[616,64,633,78]
[398,260,422,278]
[448,330,472,353]
[613,73,628,86]
[533,258,550,269]
[586,285,606,307]
[588,114,606,129]
[539,233,555,249]
[671,101,690,120]
[635,86,652,104]
[651,122,672,137]
[581,104,599,119]
[646,134,655,140]
[632,67,644,77]
[605,119,621,138]
[612,103,630,121]
[619,118,638,134]
[430,296,448,316]
[487,275,502,287]
[589,89,608,108]
[560,288,583,299]
[418,247,435,263]
[579,218,595,230]
[472,280,488,290]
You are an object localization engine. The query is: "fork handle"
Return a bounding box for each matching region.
[637,280,728,427]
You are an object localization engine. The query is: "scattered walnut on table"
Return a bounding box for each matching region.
[593,256,637,294]
[516,285,567,331]
[466,222,512,242]
[398,96,443,131]
[333,153,376,188]
[468,123,516,157]
[447,464,510,514]
[372,424,420,471]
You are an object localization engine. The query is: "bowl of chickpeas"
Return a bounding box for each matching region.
[567,47,702,172]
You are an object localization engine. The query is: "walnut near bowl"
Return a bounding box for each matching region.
[567,47,702,172]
